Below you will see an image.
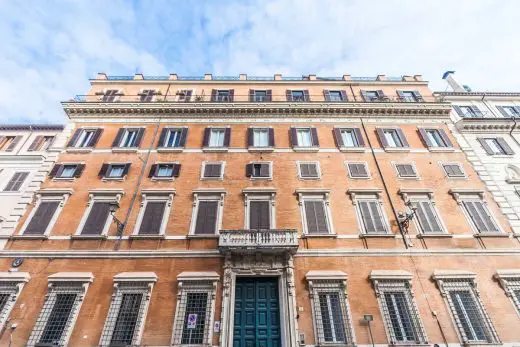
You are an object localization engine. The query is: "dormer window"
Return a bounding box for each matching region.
[101,90,120,102]
[212,89,234,102]
[139,89,156,102]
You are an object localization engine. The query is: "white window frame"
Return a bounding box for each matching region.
[176,88,195,102]
[171,272,219,346]
[337,127,362,150]
[370,271,428,345]
[243,188,276,229]
[138,88,157,102]
[18,189,73,237]
[440,162,467,179]
[306,271,356,346]
[99,272,157,347]
[495,270,520,318]
[200,161,225,180]
[119,128,140,148]
[188,189,226,236]
[348,189,391,235]
[74,128,97,148]
[449,189,503,235]
[296,189,335,235]
[392,162,419,179]
[432,271,501,345]
[74,189,124,238]
[208,128,226,147]
[296,161,321,180]
[345,161,371,179]
[251,127,271,147]
[248,161,273,180]
[399,189,447,235]
[294,127,314,148]
[0,272,30,333]
[132,189,175,237]
[27,272,94,347]
[2,171,30,192]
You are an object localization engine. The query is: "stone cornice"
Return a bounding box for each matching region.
[456,118,518,132]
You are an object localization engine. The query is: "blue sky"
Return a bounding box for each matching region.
[1,0,518,124]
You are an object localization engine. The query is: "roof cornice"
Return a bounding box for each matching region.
[455,118,519,132]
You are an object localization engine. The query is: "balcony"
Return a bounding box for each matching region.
[218,229,299,255]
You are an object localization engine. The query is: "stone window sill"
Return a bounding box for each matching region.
[248,147,274,152]
[151,177,174,181]
[112,147,138,153]
[301,234,337,238]
[417,233,453,238]
[66,148,93,153]
[129,234,165,240]
[202,147,229,153]
[187,234,219,239]
[474,233,510,238]
[428,147,455,153]
[292,147,319,152]
[11,235,48,240]
[71,235,107,240]
[157,147,184,153]
[383,147,411,153]
[339,147,365,153]
[359,233,395,238]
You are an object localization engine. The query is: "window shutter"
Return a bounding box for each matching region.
[396,90,405,100]
[452,105,464,116]
[55,165,65,178]
[90,128,103,147]
[290,128,298,147]
[28,136,44,151]
[418,128,433,147]
[340,90,347,101]
[134,128,145,147]
[497,137,514,155]
[195,201,218,234]
[376,90,385,100]
[184,90,192,102]
[229,89,234,102]
[463,201,498,233]
[359,200,386,233]
[81,202,111,235]
[245,164,253,177]
[158,128,168,147]
[205,164,222,178]
[354,128,365,146]
[202,128,211,147]
[397,164,416,177]
[24,201,59,235]
[477,138,494,155]
[496,106,510,117]
[4,172,29,191]
[249,89,254,102]
[376,128,389,148]
[73,164,85,178]
[361,90,369,101]
[260,164,270,177]
[224,128,231,147]
[323,90,331,101]
[396,128,409,147]
[49,165,61,178]
[247,128,254,147]
[211,89,217,102]
[471,106,483,117]
[67,129,82,147]
[413,91,424,102]
[300,164,310,177]
[98,164,109,177]
[268,128,275,147]
[473,201,499,232]
[149,164,157,178]
[305,201,328,234]
[112,128,125,147]
[310,128,319,147]
[171,163,181,177]
[122,163,131,176]
[250,201,270,230]
[139,201,166,235]
[308,163,318,177]
[437,129,452,147]
[349,163,368,178]
[266,90,272,102]
[303,90,310,101]
[286,90,292,101]
[333,128,344,147]
[414,201,443,233]
[5,136,21,152]
[179,128,188,147]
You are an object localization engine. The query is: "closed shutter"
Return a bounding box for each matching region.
[413,91,424,102]
[396,90,405,100]
[134,128,145,147]
[67,129,82,147]
[396,164,416,177]
[28,136,44,151]
[268,128,275,147]
[354,128,365,146]
[418,128,433,147]
[497,137,514,155]
[290,128,298,147]
[229,89,234,102]
[249,201,270,229]
[247,128,254,147]
[300,163,318,178]
[98,164,109,177]
[413,201,443,233]
[73,164,85,178]
[453,106,464,116]
[361,90,369,102]
[81,202,111,235]
[477,138,495,155]
[148,164,158,178]
[304,201,329,234]
[204,164,222,178]
[359,200,386,233]
[266,90,272,102]
[138,201,166,235]
[286,90,292,101]
[211,89,217,102]
[202,128,211,147]
[5,136,21,152]
[194,201,218,234]
[396,128,409,147]
[310,128,320,147]
[49,165,61,178]
[439,129,453,147]
[112,129,125,147]
[259,163,270,177]
[333,128,343,147]
[179,128,188,147]
[249,89,255,102]
[223,128,231,147]
[463,201,499,233]
[340,90,347,101]
[245,164,253,177]
[158,128,168,147]
[4,172,29,191]
[376,128,389,148]
[349,163,368,178]
[303,90,310,101]
[24,201,59,235]
[90,129,103,147]
[444,164,464,177]
[172,164,181,177]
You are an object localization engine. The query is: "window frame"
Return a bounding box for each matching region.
[74,189,123,238]
[494,270,520,318]
[243,189,276,230]
[345,161,371,179]
[297,161,321,180]
[348,189,391,235]
[132,190,175,237]
[2,171,30,192]
[393,162,419,179]
[188,189,226,236]
[246,161,273,180]
[441,162,467,179]
[376,127,409,151]
[138,88,157,102]
[149,162,180,181]
[176,88,195,102]
[0,272,30,333]
[158,127,187,150]
[297,189,335,236]
[100,89,122,102]
[449,189,503,235]
[0,135,21,152]
[399,189,447,235]
[200,161,225,180]
[251,127,271,148]
[334,127,365,152]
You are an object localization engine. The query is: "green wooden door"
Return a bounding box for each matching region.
[234,277,281,347]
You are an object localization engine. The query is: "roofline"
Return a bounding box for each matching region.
[434,91,520,97]
[0,124,64,131]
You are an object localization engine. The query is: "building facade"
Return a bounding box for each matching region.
[0,124,64,249]
[1,73,520,346]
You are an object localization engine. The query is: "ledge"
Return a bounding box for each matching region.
[306,270,347,281]
[151,177,174,182]
[71,235,107,240]
[383,147,411,153]
[432,270,476,280]
[48,272,94,283]
[359,233,395,238]
[242,187,277,194]
[370,270,413,281]
[65,148,93,153]
[339,147,366,153]
[11,235,48,240]
[111,147,138,153]
[295,188,331,194]
[428,147,456,153]
[301,234,337,239]
[141,189,176,195]
[495,269,520,280]
[129,234,165,240]
[398,188,434,195]
[88,188,125,195]
[156,147,184,153]
[52,178,76,182]
[417,233,453,239]
[101,177,125,182]
[292,147,320,152]
[202,147,229,152]
[474,233,510,238]
[36,188,74,195]
[187,234,219,239]
[114,272,157,282]
[0,272,30,282]
[177,271,220,281]
[248,147,274,152]
[192,188,227,195]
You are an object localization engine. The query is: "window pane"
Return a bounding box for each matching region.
[485,139,504,154]
[366,91,379,100]
[60,165,76,178]
[384,292,416,341]
[426,130,444,147]
[319,293,346,342]
[341,130,357,147]
[157,165,173,177]
[39,293,77,343]
[292,90,304,101]
[209,129,225,147]
[384,130,401,147]
[109,166,125,177]
[297,129,312,147]
[254,90,267,102]
[329,91,342,101]
[165,130,181,147]
[450,291,488,341]
[110,293,142,345]
[181,292,208,344]
[401,91,416,102]
[121,130,137,147]
[253,129,269,147]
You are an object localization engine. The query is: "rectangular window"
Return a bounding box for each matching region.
[246,163,271,179]
[194,201,219,235]
[139,89,155,102]
[383,129,404,147]
[60,165,78,178]
[291,127,318,148]
[138,201,167,235]
[462,200,500,233]
[383,292,418,341]
[298,162,320,179]
[319,292,347,342]
[395,164,417,178]
[157,164,174,177]
[304,200,329,234]
[120,129,139,148]
[357,200,388,234]
[102,89,119,102]
[215,90,231,102]
[347,163,369,178]
[209,129,225,147]
[253,128,269,147]
[297,129,312,147]
[0,136,21,151]
[499,106,520,118]
[28,136,55,151]
[164,129,181,147]
[425,129,448,147]
[249,200,270,229]
[177,89,193,102]
[77,130,95,147]
[328,90,343,101]
[291,90,305,101]
[80,202,112,235]
[149,163,180,179]
[3,172,29,192]
[400,91,417,102]
[443,163,465,178]
[457,106,481,118]
[108,165,126,178]
[253,90,267,102]
[411,200,444,234]
[202,162,223,179]
[479,137,513,155]
[67,128,102,148]
[23,201,60,236]
[341,129,358,147]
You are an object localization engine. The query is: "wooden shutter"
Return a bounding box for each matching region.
[303,90,310,101]
[471,106,483,117]
[98,164,109,177]
[249,201,270,230]
[112,128,125,147]
[286,90,292,101]
[477,138,495,155]
[439,129,453,147]
[359,200,386,233]
[194,201,218,234]
[266,90,272,102]
[158,128,168,147]
[245,164,253,177]
[172,164,181,177]
[310,128,319,147]
[300,163,318,178]
[4,172,29,191]
[229,89,234,102]
[333,128,344,147]
[5,136,21,152]
[90,129,103,147]
[24,201,59,235]
[259,163,270,177]
[396,164,416,177]
[463,201,498,233]
[414,201,443,233]
[122,163,131,176]
[223,128,231,147]
[323,90,331,101]
[360,90,369,101]
[81,202,111,235]
[134,128,145,147]
[204,164,222,178]
[247,128,254,147]
[340,90,347,101]
[67,129,82,147]
[497,137,514,155]
[211,89,217,102]
[376,90,385,100]
[396,128,409,147]
[376,128,388,148]
[28,136,44,151]
[304,201,328,234]
[418,128,433,148]
[149,164,158,177]
[49,165,61,178]
[73,164,85,178]
[249,89,255,102]
[138,201,166,235]
[268,128,275,147]
[354,128,365,146]
[349,163,368,178]
[396,90,405,100]
[452,105,464,116]
[444,164,463,177]
[202,128,211,147]
[179,128,188,147]
[413,91,424,102]
[290,128,298,147]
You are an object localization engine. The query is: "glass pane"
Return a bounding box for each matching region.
[157,165,173,177]
[253,129,269,147]
[402,92,416,102]
[254,91,267,102]
[329,91,342,101]
[109,166,125,178]
[292,91,304,101]
[384,292,416,341]
[384,130,400,147]
[166,130,181,147]
[209,130,225,147]
[297,129,312,147]
[318,293,346,342]
[121,131,137,147]
[485,139,504,154]
[181,292,208,344]
[341,130,357,147]
[450,290,488,341]
[60,166,76,178]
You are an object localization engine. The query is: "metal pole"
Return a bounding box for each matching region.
[367,320,375,347]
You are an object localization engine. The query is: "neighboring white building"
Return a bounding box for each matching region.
[435,72,520,234]
[0,124,64,247]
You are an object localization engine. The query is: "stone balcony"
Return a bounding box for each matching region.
[218,229,299,255]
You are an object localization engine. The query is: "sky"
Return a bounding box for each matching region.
[0,0,518,124]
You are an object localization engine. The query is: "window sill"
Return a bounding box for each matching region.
[301,233,337,238]
[200,177,224,181]
[129,234,165,239]
[102,177,126,182]
[187,234,219,239]
[156,147,184,153]
[248,147,275,152]
[474,233,510,238]
[111,147,138,153]
[428,147,455,152]
[66,148,93,153]
[298,176,321,180]
[11,235,48,240]
[383,147,411,153]
[359,233,395,238]
[417,233,453,239]
[151,177,175,181]
[489,154,514,158]
[52,177,76,182]
[339,147,365,153]
[348,176,371,180]
[248,176,273,181]
[202,147,229,153]
[71,235,107,240]
[292,147,319,152]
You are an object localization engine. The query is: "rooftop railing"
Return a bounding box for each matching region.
[96,75,417,82]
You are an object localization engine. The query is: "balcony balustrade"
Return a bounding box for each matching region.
[218,229,299,255]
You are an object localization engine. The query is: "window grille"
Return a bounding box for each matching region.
[494,271,520,319]
[0,280,27,332]
[99,281,153,347]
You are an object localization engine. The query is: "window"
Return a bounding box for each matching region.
[49,164,85,179]
[349,189,389,235]
[419,128,452,148]
[112,128,144,149]
[158,128,187,148]
[399,190,445,234]
[377,128,408,148]
[99,163,130,179]
[442,163,466,178]
[203,127,230,149]
[189,190,225,235]
[347,162,370,179]
[99,273,157,347]
[201,161,224,179]
[497,106,520,118]
[306,271,355,346]
[149,163,180,179]
[0,136,21,152]
[176,89,193,102]
[450,189,501,234]
[134,190,174,236]
[212,89,233,102]
[334,128,364,149]
[454,105,483,118]
[291,127,319,148]
[246,162,272,179]
[250,90,271,102]
[287,90,309,102]
[139,89,155,102]
[478,137,514,155]
[494,270,520,317]
[324,90,346,102]
[101,89,120,102]
[0,273,30,333]
[362,90,387,102]
[67,128,102,148]
[395,163,418,178]
[297,190,333,235]
[28,136,55,151]
[244,189,276,230]
[370,271,428,345]
[75,190,123,237]
[248,128,274,148]
[3,172,29,191]
[171,272,219,346]
[397,90,423,102]
[432,272,500,344]
[27,273,93,347]
[298,161,320,179]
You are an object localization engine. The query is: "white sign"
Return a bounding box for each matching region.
[214,320,220,332]
[187,313,197,329]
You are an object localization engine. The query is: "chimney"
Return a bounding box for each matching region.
[442,71,465,92]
